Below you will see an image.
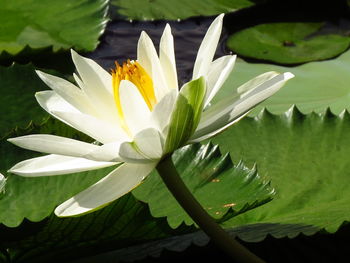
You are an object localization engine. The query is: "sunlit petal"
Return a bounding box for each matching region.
[35,70,96,116]
[160,24,178,92]
[8,154,116,177]
[84,141,123,162]
[71,50,119,124]
[191,72,294,142]
[119,80,152,136]
[205,55,236,107]
[52,111,129,144]
[119,128,163,162]
[8,134,99,158]
[55,162,157,217]
[192,14,224,79]
[137,31,169,101]
[150,89,177,135]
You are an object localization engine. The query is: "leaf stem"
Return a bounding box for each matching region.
[156,155,266,263]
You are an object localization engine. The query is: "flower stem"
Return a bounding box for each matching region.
[156,155,266,263]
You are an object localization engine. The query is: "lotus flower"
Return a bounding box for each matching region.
[8,14,293,216]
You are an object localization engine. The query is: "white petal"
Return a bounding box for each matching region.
[119,80,152,136]
[35,91,82,127]
[192,14,224,79]
[0,173,6,193]
[117,142,147,163]
[205,55,236,107]
[8,134,99,157]
[8,154,116,177]
[52,111,129,144]
[238,71,281,96]
[191,72,294,142]
[71,50,119,124]
[189,112,249,143]
[84,141,123,162]
[150,89,177,135]
[35,70,96,116]
[55,162,157,217]
[35,91,127,144]
[71,50,112,94]
[137,31,169,101]
[160,24,178,91]
[119,128,163,162]
[36,91,79,115]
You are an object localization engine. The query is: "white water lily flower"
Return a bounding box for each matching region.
[8,14,294,217]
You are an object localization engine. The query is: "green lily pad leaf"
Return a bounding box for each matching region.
[0,118,111,227]
[215,49,350,116]
[211,108,350,238]
[111,0,254,21]
[0,63,50,137]
[133,142,274,229]
[227,22,350,64]
[0,0,108,56]
[165,77,206,153]
[1,194,187,263]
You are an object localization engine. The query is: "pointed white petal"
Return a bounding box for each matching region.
[119,128,163,162]
[70,50,119,124]
[73,72,84,89]
[205,55,236,107]
[36,90,79,114]
[71,50,112,94]
[137,31,169,101]
[150,89,177,135]
[237,71,281,96]
[119,80,152,136]
[160,24,178,91]
[191,72,294,142]
[35,91,81,127]
[52,111,129,144]
[35,70,96,116]
[192,14,224,79]
[55,162,157,217]
[8,134,99,157]
[8,154,116,177]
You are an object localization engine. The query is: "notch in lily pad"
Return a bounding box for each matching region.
[226,22,350,64]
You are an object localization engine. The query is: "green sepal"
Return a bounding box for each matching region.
[164,77,206,153]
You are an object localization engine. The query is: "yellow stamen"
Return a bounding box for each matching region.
[112,60,156,134]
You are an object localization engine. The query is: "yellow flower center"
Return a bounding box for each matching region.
[112,60,156,134]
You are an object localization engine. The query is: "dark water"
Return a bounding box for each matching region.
[87,17,230,86]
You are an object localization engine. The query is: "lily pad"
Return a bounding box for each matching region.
[111,0,254,21]
[0,64,51,138]
[214,48,350,116]
[134,142,274,228]
[212,108,350,237]
[226,22,350,64]
[0,0,108,56]
[1,194,184,263]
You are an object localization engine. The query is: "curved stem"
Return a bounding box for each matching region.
[156,155,266,263]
